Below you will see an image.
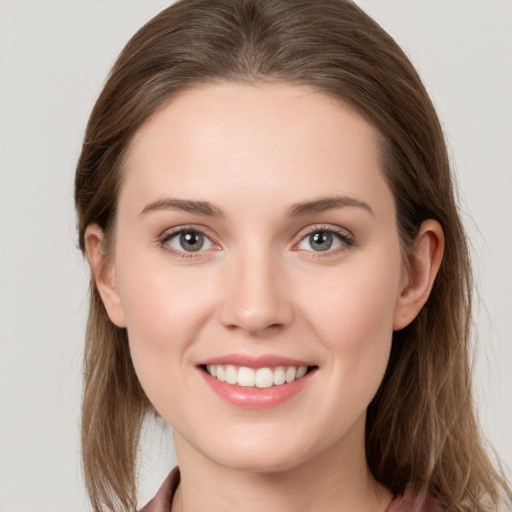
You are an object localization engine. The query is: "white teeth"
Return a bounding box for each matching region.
[238,366,255,387]
[255,368,274,388]
[216,365,226,382]
[273,366,286,385]
[205,364,311,387]
[285,366,296,383]
[225,365,238,385]
[296,366,307,379]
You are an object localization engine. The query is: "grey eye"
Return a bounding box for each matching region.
[167,231,213,253]
[298,230,344,252]
[309,231,333,251]
[180,231,204,252]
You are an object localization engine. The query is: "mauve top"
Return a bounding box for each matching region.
[140,468,435,512]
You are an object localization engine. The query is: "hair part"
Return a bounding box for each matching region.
[75,1,511,510]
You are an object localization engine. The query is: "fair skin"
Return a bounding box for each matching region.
[86,83,443,512]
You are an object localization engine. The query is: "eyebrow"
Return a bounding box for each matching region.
[287,196,374,217]
[139,195,373,218]
[139,198,224,217]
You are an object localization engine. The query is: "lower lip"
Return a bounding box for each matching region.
[200,368,315,408]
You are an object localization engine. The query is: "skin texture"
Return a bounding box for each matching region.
[86,83,443,512]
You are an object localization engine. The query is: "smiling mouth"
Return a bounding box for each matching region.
[201,364,317,388]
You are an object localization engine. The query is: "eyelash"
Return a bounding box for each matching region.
[294,225,355,256]
[158,225,215,259]
[158,224,355,259]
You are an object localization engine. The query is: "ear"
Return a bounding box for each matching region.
[84,224,127,328]
[393,219,444,331]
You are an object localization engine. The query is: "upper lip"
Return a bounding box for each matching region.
[197,353,314,369]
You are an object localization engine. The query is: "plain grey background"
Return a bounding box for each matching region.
[1,1,511,510]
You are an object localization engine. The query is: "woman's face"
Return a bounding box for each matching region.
[103,83,412,472]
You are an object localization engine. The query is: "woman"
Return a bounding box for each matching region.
[74,0,511,511]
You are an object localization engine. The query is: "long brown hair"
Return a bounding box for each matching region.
[74,1,511,510]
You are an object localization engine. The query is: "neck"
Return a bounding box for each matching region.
[171,416,392,512]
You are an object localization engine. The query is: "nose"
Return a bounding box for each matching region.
[219,249,293,336]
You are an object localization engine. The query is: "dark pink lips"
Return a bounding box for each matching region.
[197,354,318,409]
[197,353,313,369]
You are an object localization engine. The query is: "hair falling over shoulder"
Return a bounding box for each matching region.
[74,1,511,510]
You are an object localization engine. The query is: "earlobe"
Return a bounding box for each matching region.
[393,219,444,331]
[84,224,127,328]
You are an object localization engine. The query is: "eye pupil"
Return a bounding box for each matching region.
[310,231,333,251]
[180,231,204,252]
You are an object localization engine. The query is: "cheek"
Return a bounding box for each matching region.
[300,261,400,344]
[113,245,217,392]
[117,271,213,423]
[296,252,402,390]
[114,226,215,343]
[120,273,204,345]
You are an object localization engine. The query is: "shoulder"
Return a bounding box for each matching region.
[139,467,180,512]
[385,488,436,512]
[141,469,437,512]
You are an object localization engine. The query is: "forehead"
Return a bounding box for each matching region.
[121,82,391,217]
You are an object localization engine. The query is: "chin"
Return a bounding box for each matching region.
[201,435,318,474]
[215,453,307,474]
